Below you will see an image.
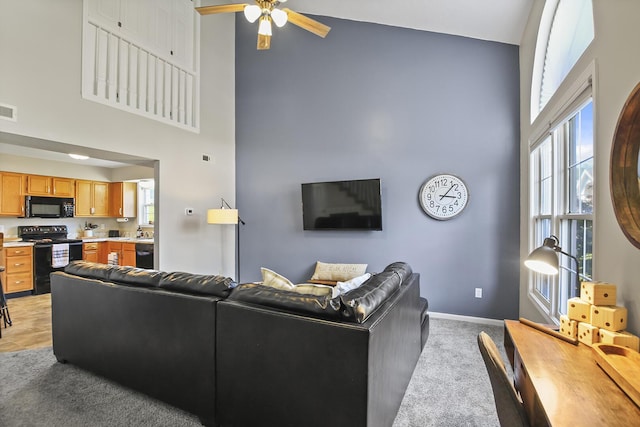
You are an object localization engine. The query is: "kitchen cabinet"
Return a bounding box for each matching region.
[26,175,75,197]
[83,242,100,263]
[107,241,136,267]
[76,180,110,217]
[2,245,33,294]
[0,172,25,216]
[109,182,137,217]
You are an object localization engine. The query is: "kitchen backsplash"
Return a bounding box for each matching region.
[0,217,152,240]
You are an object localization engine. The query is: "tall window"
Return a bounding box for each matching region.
[531,0,594,122]
[529,99,593,321]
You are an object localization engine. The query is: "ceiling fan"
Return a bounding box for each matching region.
[196,1,331,50]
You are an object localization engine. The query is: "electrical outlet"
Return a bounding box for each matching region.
[185,208,194,216]
[475,288,483,298]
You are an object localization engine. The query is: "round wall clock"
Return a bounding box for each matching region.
[419,174,469,220]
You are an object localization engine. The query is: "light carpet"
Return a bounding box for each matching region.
[0,318,504,426]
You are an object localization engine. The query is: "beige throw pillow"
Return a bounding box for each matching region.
[261,267,295,291]
[310,262,368,282]
[292,284,339,299]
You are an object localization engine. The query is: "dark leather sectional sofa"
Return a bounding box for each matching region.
[50,261,429,427]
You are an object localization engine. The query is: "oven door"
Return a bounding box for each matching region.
[33,242,83,294]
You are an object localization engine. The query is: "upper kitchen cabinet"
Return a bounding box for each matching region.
[109,182,137,218]
[25,175,75,197]
[76,180,110,217]
[0,172,25,216]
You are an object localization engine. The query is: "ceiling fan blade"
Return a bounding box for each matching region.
[283,8,331,38]
[196,4,248,15]
[257,33,271,50]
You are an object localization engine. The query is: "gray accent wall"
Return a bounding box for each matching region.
[235,16,520,320]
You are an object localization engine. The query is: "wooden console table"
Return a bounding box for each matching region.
[503,319,640,426]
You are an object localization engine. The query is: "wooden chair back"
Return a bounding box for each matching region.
[477,331,529,427]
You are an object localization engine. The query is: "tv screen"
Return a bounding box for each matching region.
[301,178,382,230]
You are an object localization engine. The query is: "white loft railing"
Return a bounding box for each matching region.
[82,22,198,132]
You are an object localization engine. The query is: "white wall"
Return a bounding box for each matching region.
[520,0,640,334]
[0,0,237,276]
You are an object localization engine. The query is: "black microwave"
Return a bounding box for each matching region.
[24,196,75,218]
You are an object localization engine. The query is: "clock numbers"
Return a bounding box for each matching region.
[419,174,469,220]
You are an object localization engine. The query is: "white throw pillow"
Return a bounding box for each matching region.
[310,262,368,282]
[261,267,295,291]
[336,273,372,295]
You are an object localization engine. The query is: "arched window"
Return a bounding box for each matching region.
[531,0,594,122]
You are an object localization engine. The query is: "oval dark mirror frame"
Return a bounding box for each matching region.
[611,81,640,249]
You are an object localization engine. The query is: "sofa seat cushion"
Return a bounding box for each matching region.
[159,272,236,297]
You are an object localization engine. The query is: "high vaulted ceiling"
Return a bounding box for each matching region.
[220,0,536,45]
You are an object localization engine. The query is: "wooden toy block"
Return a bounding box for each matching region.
[577,322,599,347]
[559,315,577,339]
[580,281,617,305]
[598,329,640,352]
[590,305,627,332]
[567,297,591,322]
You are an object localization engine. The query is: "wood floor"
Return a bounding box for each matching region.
[0,294,52,353]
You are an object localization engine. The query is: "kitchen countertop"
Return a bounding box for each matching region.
[3,241,35,247]
[82,237,155,244]
[3,238,154,248]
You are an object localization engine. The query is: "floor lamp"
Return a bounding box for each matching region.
[207,198,245,283]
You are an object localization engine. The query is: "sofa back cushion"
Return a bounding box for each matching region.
[228,283,343,320]
[384,262,413,284]
[65,260,236,297]
[109,265,166,288]
[339,270,402,323]
[229,262,412,323]
[158,272,236,297]
[65,260,117,281]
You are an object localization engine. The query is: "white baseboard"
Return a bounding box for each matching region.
[429,311,505,327]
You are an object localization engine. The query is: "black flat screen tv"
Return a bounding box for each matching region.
[301,178,382,230]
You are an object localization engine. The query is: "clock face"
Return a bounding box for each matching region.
[419,174,469,220]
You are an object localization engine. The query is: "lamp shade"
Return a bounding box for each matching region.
[258,16,272,36]
[524,245,560,275]
[243,4,261,23]
[207,208,238,225]
[271,8,288,27]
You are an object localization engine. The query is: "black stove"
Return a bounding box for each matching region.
[18,225,82,244]
[18,225,83,294]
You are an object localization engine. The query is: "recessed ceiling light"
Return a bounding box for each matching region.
[69,153,89,160]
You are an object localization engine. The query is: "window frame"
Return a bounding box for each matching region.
[137,180,155,227]
[528,91,595,323]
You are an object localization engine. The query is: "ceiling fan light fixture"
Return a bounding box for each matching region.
[243,4,261,23]
[271,8,288,27]
[258,15,272,36]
